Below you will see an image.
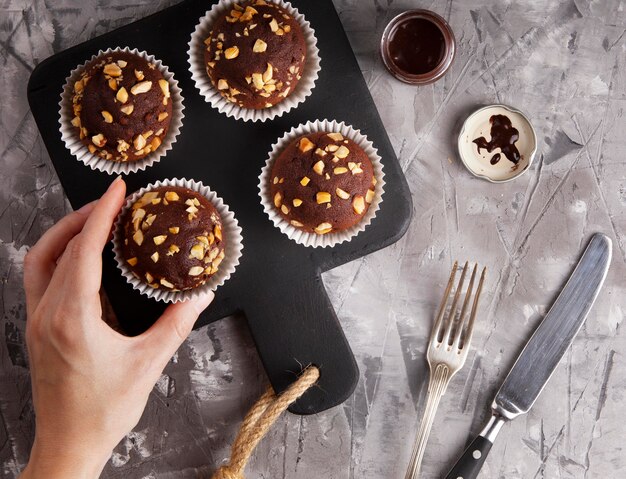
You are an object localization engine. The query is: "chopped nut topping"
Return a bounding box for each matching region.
[153,235,167,245]
[150,137,161,151]
[366,189,375,203]
[316,192,331,204]
[146,272,154,283]
[91,134,106,147]
[217,78,229,90]
[117,60,127,68]
[116,87,128,103]
[133,230,144,246]
[281,204,290,214]
[314,222,333,234]
[240,5,258,21]
[273,192,282,208]
[333,167,348,175]
[224,46,240,59]
[251,73,264,90]
[120,104,134,115]
[326,144,339,152]
[253,38,267,53]
[273,176,279,185]
[315,148,327,157]
[160,278,174,288]
[127,257,138,266]
[103,63,122,77]
[158,79,170,98]
[108,78,118,91]
[71,116,81,127]
[290,220,304,227]
[336,188,350,200]
[262,63,273,82]
[133,134,146,151]
[130,81,152,95]
[214,225,222,241]
[293,198,302,207]
[298,137,314,153]
[190,244,205,260]
[188,266,204,276]
[335,145,350,159]
[143,214,156,229]
[313,160,325,175]
[167,244,180,256]
[151,252,159,263]
[101,110,113,123]
[269,18,278,32]
[164,191,179,202]
[300,176,311,186]
[327,132,344,141]
[372,176,378,186]
[352,195,365,215]
[134,70,144,81]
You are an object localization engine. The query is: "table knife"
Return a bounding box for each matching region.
[445,233,612,479]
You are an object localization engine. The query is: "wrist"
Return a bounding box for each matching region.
[21,437,111,479]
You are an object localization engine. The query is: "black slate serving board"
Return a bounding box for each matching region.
[27,0,412,414]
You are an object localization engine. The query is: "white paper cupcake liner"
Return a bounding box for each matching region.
[187,0,320,122]
[259,119,386,248]
[112,178,243,303]
[59,47,185,175]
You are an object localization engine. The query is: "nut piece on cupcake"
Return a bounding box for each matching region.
[269,132,377,235]
[203,0,306,109]
[120,186,225,291]
[71,51,172,163]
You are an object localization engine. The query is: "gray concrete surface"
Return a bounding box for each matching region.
[1,0,625,477]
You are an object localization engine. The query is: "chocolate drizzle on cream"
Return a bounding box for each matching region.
[473,114,521,165]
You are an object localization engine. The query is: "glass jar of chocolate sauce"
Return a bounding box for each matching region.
[380,10,455,85]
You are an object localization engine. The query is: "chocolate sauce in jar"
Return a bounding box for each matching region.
[388,18,445,75]
[473,115,521,165]
[380,10,456,85]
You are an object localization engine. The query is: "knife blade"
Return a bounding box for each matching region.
[445,233,612,479]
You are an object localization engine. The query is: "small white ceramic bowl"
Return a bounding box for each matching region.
[458,104,537,183]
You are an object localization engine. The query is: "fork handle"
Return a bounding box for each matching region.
[404,363,450,479]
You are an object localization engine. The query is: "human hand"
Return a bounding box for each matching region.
[20,177,214,479]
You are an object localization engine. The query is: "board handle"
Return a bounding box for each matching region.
[242,272,359,414]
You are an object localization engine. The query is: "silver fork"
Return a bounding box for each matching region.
[404,261,486,479]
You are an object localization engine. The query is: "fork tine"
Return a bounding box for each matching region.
[459,266,486,350]
[441,261,468,345]
[431,261,458,343]
[452,263,478,348]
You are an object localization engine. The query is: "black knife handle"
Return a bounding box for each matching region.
[444,435,493,479]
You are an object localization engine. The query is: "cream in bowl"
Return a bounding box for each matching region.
[458,104,537,183]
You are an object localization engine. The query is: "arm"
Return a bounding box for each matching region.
[20,177,214,479]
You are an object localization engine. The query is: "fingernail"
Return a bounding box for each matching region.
[107,175,124,192]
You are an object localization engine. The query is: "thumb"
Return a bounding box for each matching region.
[141,291,215,366]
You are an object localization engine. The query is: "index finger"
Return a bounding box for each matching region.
[61,176,126,293]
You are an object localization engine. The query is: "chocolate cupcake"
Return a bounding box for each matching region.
[203,0,305,109]
[114,179,243,302]
[70,51,172,163]
[260,120,385,248]
[188,0,320,121]
[120,186,225,291]
[270,132,376,234]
